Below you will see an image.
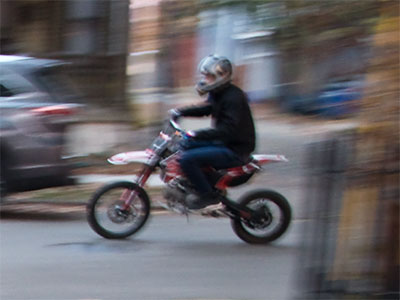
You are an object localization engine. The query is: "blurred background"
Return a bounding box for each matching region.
[2,0,397,122]
[1,0,399,299]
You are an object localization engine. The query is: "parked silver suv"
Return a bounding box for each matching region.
[0,55,82,197]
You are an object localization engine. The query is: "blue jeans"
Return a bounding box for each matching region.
[178,142,244,195]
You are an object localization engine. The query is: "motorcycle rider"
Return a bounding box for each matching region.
[170,54,256,209]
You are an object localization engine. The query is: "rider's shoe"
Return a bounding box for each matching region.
[185,191,221,210]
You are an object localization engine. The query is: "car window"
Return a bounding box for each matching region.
[23,65,79,102]
[0,84,13,97]
[0,68,38,97]
[32,66,80,102]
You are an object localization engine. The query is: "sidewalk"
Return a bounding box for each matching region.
[73,173,163,187]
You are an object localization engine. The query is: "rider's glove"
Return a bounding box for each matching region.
[185,130,196,139]
[169,109,182,121]
[180,130,199,150]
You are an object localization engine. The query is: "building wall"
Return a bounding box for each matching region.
[197,6,279,102]
[0,0,130,114]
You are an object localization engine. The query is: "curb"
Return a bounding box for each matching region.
[0,200,167,219]
[0,202,87,219]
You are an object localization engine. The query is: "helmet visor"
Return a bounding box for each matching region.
[198,55,219,75]
[195,55,232,95]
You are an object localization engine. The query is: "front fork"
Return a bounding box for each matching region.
[121,165,154,211]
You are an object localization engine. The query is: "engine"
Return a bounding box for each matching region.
[161,178,194,213]
[162,184,186,203]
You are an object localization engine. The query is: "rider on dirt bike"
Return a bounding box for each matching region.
[87,58,290,242]
[170,54,256,209]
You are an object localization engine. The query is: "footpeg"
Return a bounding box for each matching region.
[200,203,227,218]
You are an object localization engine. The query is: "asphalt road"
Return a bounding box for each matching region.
[1,213,303,300]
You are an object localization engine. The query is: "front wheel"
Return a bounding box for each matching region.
[87,181,150,239]
[231,190,291,244]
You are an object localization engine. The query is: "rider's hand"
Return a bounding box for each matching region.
[169,109,181,121]
[182,130,196,142]
[180,130,200,150]
[186,130,196,138]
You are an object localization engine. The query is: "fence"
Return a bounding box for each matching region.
[300,125,399,300]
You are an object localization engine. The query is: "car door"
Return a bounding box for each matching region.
[0,66,65,181]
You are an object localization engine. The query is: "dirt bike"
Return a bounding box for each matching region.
[87,119,291,244]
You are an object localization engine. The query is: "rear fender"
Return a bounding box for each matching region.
[108,149,155,165]
[252,154,288,166]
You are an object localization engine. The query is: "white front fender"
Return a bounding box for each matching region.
[108,150,154,165]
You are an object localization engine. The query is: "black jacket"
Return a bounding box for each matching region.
[178,83,256,158]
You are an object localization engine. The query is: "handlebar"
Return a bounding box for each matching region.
[169,118,185,134]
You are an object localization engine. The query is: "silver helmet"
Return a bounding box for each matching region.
[195,54,233,95]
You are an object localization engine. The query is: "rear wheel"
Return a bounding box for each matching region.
[231,190,291,244]
[87,181,150,239]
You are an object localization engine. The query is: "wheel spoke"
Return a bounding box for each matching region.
[242,199,283,236]
[231,190,291,244]
[96,188,145,233]
[87,182,150,239]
